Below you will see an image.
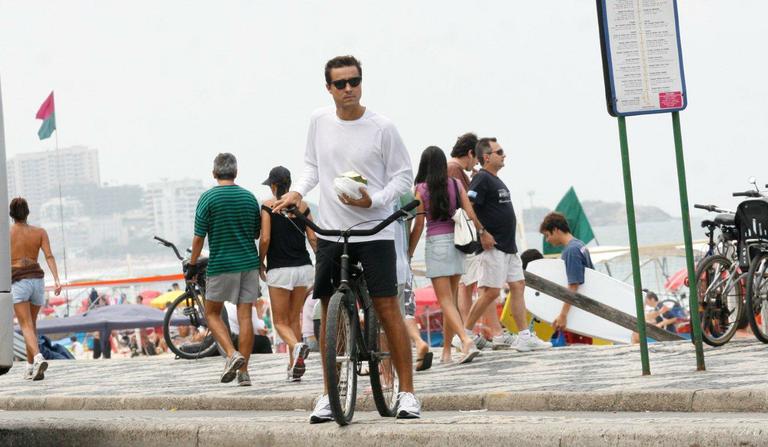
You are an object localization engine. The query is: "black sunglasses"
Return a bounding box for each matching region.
[330,77,362,90]
[489,149,504,156]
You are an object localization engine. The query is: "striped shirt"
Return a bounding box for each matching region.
[194,185,260,277]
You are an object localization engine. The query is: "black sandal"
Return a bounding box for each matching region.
[415,351,433,371]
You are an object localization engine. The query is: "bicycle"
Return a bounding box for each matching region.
[154,236,228,359]
[692,203,744,346]
[731,182,768,343]
[287,200,419,426]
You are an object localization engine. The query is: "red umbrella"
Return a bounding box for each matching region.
[48,296,68,306]
[414,286,438,307]
[664,268,689,293]
[139,290,161,299]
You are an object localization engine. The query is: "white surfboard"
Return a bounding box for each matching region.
[524,259,638,344]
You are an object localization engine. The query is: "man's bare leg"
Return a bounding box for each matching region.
[464,287,500,331]
[506,280,527,331]
[204,301,236,357]
[372,297,414,393]
[236,303,254,371]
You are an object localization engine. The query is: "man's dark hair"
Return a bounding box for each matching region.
[9,197,29,223]
[520,249,544,270]
[324,55,362,84]
[450,132,478,158]
[645,291,659,302]
[539,212,571,234]
[475,137,497,166]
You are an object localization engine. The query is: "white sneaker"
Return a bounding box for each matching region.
[395,392,421,419]
[492,331,518,350]
[472,334,490,350]
[513,334,552,352]
[23,364,33,380]
[291,342,310,380]
[309,394,333,424]
[31,353,48,381]
[451,334,462,350]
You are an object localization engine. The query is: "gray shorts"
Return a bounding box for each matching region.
[11,278,45,306]
[425,233,466,278]
[206,269,260,304]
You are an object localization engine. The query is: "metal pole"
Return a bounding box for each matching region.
[0,78,14,374]
[618,116,651,375]
[54,129,70,316]
[671,111,706,371]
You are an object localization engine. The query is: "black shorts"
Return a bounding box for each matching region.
[313,239,398,299]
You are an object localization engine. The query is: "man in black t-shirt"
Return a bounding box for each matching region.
[464,138,551,352]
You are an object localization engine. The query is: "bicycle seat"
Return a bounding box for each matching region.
[714,214,735,226]
[197,257,209,268]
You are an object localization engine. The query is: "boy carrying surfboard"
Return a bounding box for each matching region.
[540,212,595,345]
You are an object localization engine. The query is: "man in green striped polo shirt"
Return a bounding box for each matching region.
[188,153,261,386]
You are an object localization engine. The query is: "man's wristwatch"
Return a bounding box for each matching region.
[478,228,486,236]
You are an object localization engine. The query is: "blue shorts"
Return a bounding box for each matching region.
[12,278,45,306]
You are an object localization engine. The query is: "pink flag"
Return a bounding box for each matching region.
[36,91,55,120]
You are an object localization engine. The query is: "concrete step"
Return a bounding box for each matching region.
[1,410,766,447]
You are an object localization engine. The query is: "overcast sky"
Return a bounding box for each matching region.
[1,1,766,216]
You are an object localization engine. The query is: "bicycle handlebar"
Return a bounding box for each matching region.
[733,191,762,198]
[154,235,183,260]
[286,200,420,237]
[694,204,717,212]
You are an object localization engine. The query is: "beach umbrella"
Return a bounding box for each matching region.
[664,268,688,293]
[149,290,184,309]
[139,290,161,300]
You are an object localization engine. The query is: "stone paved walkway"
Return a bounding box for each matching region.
[1,339,767,411]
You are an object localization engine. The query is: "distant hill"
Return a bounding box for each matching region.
[522,200,673,229]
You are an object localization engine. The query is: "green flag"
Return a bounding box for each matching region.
[542,187,595,255]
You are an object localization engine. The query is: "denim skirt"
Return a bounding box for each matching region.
[425,233,466,278]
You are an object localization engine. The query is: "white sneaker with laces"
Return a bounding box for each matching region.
[31,353,48,381]
[395,392,421,419]
[23,364,33,380]
[513,333,553,352]
[492,331,518,350]
[309,394,333,424]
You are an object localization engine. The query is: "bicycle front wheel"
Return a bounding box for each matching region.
[365,306,399,417]
[695,254,744,346]
[324,291,358,426]
[745,252,768,343]
[163,292,221,359]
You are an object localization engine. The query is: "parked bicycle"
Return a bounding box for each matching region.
[287,200,419,426]
[691,203,742,346]
[154,236,228,359]
[731,181,768,343]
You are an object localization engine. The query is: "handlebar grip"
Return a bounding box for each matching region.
[693,204,711,211]
[401,200,420,213]
[154,236,171,245]
[733,192,757,197]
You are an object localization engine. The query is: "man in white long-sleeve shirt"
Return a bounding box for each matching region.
[274,55,420,422]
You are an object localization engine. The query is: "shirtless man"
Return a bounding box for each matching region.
[9,197,62,380]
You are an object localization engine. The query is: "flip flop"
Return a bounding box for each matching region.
[458,347,479,365]
[415,351,433,371]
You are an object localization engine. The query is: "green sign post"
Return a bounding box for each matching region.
[596,0,705,374]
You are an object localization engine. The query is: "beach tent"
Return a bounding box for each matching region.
[24,304,184,357]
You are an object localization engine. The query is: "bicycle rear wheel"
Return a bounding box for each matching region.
[745,252,768,343]
[324,291,358,426]
[695,255,744,346]
[366,306,399,417]
[163,292,225,359]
